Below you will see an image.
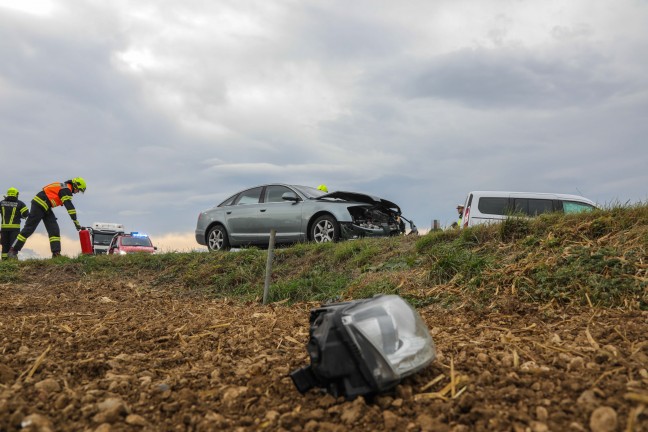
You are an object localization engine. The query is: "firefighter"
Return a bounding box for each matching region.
[317,184,328,193]
[7,178,86,259]
[1,188,30,260]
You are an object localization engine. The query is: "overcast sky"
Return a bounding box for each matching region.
[1,0,647,257]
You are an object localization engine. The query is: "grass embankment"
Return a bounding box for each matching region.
[2,204,646,309]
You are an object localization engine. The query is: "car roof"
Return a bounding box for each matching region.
[468,191,595,206]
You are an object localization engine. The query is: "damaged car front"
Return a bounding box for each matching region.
[315,191,417,239]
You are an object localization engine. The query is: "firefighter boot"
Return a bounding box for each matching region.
[52,252,62,259]
[7,248,18,260]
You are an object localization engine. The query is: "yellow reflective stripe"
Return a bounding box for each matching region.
[34,196,49,210]
[20,207,28,214]
[1,224,21,229]
[61,195,72,202]
[68,209,77,215]
[49,236,61,243]
[17,234,26,242]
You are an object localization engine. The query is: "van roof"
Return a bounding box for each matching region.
[467,191,595,206]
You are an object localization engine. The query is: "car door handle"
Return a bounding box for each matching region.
[226,211,232,214]
[260,209,266,212]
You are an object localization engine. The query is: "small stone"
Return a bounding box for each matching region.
[568,357,585,371]
[577,389,599,408]
[125,414,147,426]
[94,424,111,432]
[536,406,548,421]
[97,397,126,413]
[93,397,127,424]
[340,400,363,424]
[590,406,617,432]
[476,353,489,363]
[529,421,549,432]
[265,410,280,421]
[21,414,54,432]
[34,378,61,394]
[383,411,401,430]
[396,384,413,400]
[0,364,16,384]
[221,386,247,408]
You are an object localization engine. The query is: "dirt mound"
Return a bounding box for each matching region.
[1,273,647,431]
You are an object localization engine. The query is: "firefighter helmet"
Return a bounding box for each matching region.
[317,184,328,193]
[72,177,87,193]
[6,187,19,198]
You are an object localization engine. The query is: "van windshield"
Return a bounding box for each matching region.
[93,233,115,246]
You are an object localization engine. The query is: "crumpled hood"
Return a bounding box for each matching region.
[317,191,401,214]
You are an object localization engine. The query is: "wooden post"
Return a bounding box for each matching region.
[432,219,440,231]
[263,229,277,305]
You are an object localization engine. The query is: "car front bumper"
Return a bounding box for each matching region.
[340,222,400,239]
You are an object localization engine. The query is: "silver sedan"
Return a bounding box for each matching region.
[195,184,414,251]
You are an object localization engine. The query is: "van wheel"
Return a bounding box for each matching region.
[207,225,230,251]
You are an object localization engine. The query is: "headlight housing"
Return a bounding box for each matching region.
[290,295,435,400]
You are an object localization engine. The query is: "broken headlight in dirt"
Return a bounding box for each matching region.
[290,295,435,400]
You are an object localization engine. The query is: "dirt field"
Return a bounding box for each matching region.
[1,273,647,431]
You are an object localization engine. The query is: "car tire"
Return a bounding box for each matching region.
[311,215,340,243]
[207,224,231,251]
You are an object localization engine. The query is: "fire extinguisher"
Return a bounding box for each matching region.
[79,228,93,254]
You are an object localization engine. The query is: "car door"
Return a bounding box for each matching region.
[258,185,304,243]
[226,187,265,244]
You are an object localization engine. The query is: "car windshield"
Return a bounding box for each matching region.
[121,237,152,247]
[292,185,327,199]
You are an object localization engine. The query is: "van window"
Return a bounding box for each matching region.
[513,198,554,216]
[563,201,595,214]
[478,197,509,215]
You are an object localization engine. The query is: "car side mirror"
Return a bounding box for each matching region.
[282,192,299,202]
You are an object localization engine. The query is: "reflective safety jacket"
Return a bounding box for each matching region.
[0,196,29,230]
[33,182,79,223]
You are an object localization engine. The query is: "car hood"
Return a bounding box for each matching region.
[317,191,401,213]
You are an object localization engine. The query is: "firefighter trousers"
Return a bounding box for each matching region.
[11,200,61,253]
[1,229,19,259]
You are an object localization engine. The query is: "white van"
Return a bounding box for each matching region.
[460,191,596,228]
[91,222,125,254]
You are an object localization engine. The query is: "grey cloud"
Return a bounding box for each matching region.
[393,47,635,109]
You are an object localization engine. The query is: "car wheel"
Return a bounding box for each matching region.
[311,215,340,243]
[207,224,230,251]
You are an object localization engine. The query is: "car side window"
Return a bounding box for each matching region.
[264,185,294,203]
[219,194,238,207]
[478,197,509,215]
[514,198,554,216]
[563,201,595,214]
[234,187,263,205]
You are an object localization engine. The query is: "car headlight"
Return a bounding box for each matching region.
[119,250,128,255]
[290,294,435,400]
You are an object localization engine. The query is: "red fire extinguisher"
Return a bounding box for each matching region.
[79,228,93,254]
